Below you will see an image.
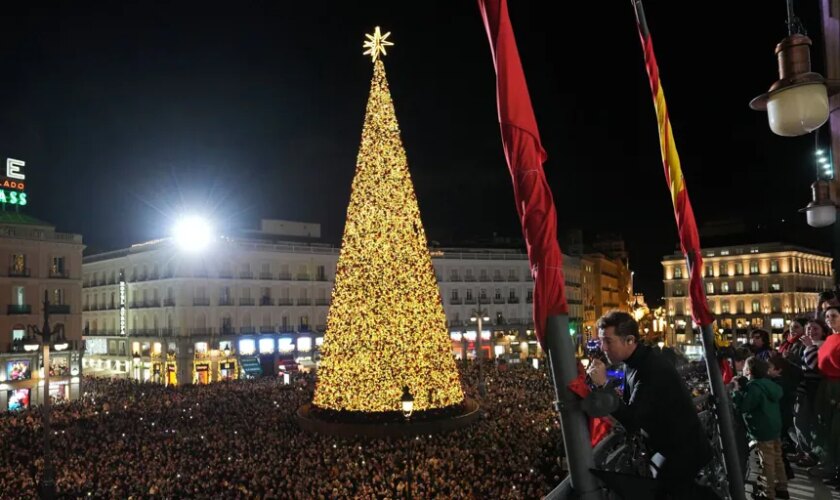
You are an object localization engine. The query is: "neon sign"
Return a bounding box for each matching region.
[1,159,27,206]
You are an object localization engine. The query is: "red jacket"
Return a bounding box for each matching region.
[818,333,840,379]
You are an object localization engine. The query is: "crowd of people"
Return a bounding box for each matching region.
[0,362,567,499]
[722,290,840,499]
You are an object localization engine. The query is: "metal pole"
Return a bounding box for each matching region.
[699,322,746,500]
[544,314,603,500]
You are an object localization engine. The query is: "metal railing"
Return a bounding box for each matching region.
[218,299,234,306]
[7,304,31,314]
[297,299,312,306]
[277,299,294,306]
[193,298,210,306]
[260,297,274,306]
[8,267,30,277]
[239,298,255,306]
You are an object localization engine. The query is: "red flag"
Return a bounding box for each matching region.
[478,0,567,344]
[479,0,610,446]
[633,4,714,327]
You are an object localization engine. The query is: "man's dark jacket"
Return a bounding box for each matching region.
[613,344,713,476]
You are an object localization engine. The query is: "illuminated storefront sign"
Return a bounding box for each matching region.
[119,278,126,336]
[0,158,28,206]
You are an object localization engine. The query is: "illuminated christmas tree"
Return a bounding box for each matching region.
[313,28,464,413]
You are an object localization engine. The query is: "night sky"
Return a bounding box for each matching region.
[0,1,830,302]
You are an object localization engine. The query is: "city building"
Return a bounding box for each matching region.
[82,221,630,384]
[580,253,633,337]
[662,242,833,344]
[0,213,84,411]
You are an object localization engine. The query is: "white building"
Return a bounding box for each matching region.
[82,222,583,384]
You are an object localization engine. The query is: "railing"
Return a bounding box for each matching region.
[49,270,70,279]
[260,297,274,306]
[193,298,210,306]
[7,304,31,315]
[189,328,213,336]
[219,272,233,279]
[48,304,71,314]
[449,320,465,327]
[297,299,312,306]
[239,298,255,306]
[279,325,296,333]
[464,298,477,305]
[8,267,30,277]
[493,298,506,304]
[259,272,274,280]
[449,298,463,305]
[315,299,330,306]
[160,328,178,337]
[315,274,328,282]
[278,273,292,280]
[450,276,462,282]
[219,327,235,336]
[507,297,520,304]
[296,274,311,281]
[465,276,476,282]
[298,324,312,332]
[240,272,254,279]
[259,325,275,333]
[240,326,256,334]
[164,298,176,307]
[218,299,234,306]
[277,299,294,306]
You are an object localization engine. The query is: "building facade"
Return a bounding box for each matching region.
[662,242,833,344]
[0,214,84,410]
[83,223,627,385]
[580,253,633,337]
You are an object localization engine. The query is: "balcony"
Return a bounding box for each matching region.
[49,270,70,279]
[218,299,235,306]
[449,320,465,327]
[8,267,30,277]
[48,304,71,314]
[260,297,275,306]
[240,272,254,280]
[464,298,477,305]
[189,328,213,336]
[278,273,292,280]
[493,276,505,282]
[219,272,233,279]
[259,325,275,334]
[239,298,255,306]
[507,297,520,304]
[449,298,463,305]
[163,298,176,307]
[133,329,158,336]
[296,274,311,281]
[464,276,476,282]
[160,328,178,337]
[298,324,312,332]
[240,326,256,334]
[278,325,295,333]
[219,326,236,336]
[277,298,294,306]
[259,272,274,280]
[193,298,210,306]
[449,276,462,282]
[7,304,31,315]
[315,299,330,306]
[493,298,506,304]
[315,274,328,282]
[297,298,312,306]
[526,296,533,304]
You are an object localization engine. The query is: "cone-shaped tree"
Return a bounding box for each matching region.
[313,37,463,413]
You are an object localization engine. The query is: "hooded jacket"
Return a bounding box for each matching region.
[733,377,783,441]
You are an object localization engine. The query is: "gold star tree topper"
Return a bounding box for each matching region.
[363,26,393,62]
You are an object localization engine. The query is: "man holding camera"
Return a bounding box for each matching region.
[587,311,714,499]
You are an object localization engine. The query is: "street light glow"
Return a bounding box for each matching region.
[172,215,214,252]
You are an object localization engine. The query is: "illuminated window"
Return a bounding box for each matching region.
[751,281,760,292]
[750,261,759,274]
[238,339,256,355]
[751,300,761,313]
[706,283,714,294]
[770,260,779,273]
[735,263,743,275]
[736,281,744,293]
[259,338,275,354]
[721,301,730,313]
[721,282,730,293]
[674,267,683,279]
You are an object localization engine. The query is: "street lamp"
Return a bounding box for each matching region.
[400,386,414,500]
[750,0,838,136]
[470,304,490,397]
[26,291,60,499]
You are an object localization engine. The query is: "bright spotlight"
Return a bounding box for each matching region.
[172,216,214,252]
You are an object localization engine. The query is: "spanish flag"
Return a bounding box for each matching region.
[633,0,713,327]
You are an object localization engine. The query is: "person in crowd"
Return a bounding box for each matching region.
[793,318,828,467]
[750,329,774,362]
[733,357,788,500]
[778,318,807,361]
[767,354,800,478]
[815,305,840,490]
[587,311,715,499]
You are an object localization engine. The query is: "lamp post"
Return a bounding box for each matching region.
[470,302,490,397]
[26,291,60,500]
[400,386,414,500]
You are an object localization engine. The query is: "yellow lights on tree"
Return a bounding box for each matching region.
[313,31,463,413]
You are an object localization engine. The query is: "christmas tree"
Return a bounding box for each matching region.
[313,28,464,413]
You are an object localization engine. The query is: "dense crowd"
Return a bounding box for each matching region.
[0,362,566,499]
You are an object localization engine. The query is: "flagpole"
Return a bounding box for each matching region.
[544,314,604,500]
[631,2,746,498]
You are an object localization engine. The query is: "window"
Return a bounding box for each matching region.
[479,270,488,281]
[10,254,26,274]
[770,260,779,273]
[495,289,502,299]
[526,290,533,301]
[509,289,516,299]
[735,263,743,275]
[736,301,745,314]
[466,290,473,300]
[450,290,459,299]
[479,289,487,300]
[674,267,683,279]
[53,288,64,305]
[242,288,251,299]
[770,283,781,292]
[220,287,230,301]
[752,300,761,313]
[721,282,730,293]
[261,263,270,273]
[13,286,24,306]
[508,269,517,280]
[720,250,730,256]
[195,286,206,299]
[750,261,759,274]
[300,315,310,328]
[751,281,760,292]
[736,281,744,293]
[721,301,730,313]
[705,265,713,277]
[261,287,271,298]
[317,265,326,280]
[674,285,684,297]
[718,263,726,276]
[51,257,66,276]
[706,282,714,294]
